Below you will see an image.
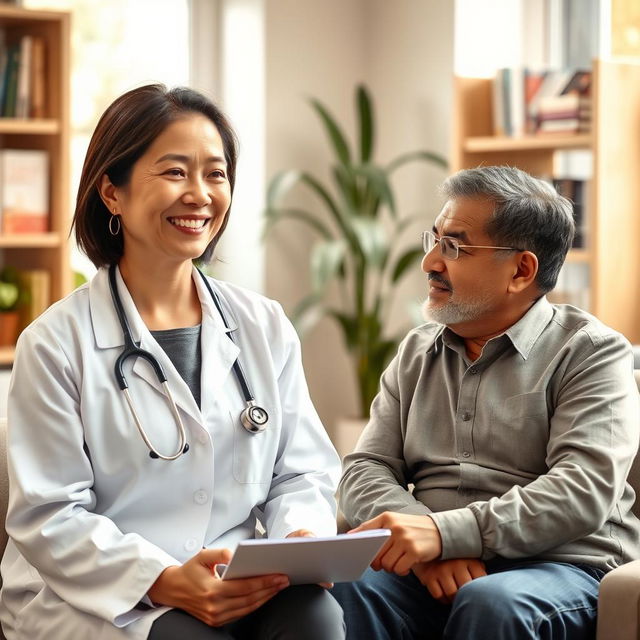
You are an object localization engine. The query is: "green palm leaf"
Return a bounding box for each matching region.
[357,85,374,162]
[391,247,424,283]
[310,98,351,165]
[310,240,347,292]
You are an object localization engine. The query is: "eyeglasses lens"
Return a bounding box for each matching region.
[441,237,458,259]
[422,231,432,254]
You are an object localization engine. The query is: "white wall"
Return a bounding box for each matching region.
[263,0,369,438]
[263,0,454,438]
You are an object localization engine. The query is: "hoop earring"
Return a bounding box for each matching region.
[109,214,121,236]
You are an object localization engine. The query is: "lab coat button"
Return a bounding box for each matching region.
[184,538,198,551]
[194,490,208,504]
[198,432,208,444]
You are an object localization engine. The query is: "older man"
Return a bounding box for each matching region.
[332,166,640,639]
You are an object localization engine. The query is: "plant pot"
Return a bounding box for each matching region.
[0,311,19,347]
[334,417,368,460]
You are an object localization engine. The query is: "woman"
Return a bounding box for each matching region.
[0,85,345,640]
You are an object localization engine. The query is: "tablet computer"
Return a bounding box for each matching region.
[219,529,390,585]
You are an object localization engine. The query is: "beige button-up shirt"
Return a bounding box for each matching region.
[339,297,640,571]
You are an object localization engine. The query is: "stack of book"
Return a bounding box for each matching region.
[493,68,592,137]
[0,31,47,119]
[535,70,591,134]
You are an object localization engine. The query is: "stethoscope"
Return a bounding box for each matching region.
[108,264,269,461]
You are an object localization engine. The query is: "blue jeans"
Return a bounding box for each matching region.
[331,559,604,640]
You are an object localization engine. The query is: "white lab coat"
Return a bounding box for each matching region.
[0,266,341,640]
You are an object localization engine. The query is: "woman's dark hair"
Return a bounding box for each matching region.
[72,84,238,267]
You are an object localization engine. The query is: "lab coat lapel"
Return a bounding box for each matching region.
[193,267,239,418]
[90,266,202,425]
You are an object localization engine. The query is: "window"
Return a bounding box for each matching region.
[24,0,190,277]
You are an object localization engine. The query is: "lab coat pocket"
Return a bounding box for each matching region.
[491,392,550,474]
[231,410,279,484]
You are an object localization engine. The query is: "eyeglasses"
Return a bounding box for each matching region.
[421,230,520,260]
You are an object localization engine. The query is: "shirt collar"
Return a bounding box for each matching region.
[503,296,554,359]
[435,296,554,361]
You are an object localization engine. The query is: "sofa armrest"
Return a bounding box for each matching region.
[597,560,640,640]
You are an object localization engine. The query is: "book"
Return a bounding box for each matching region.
[492,68,506,136]
[1,43,19,117]
[524,69,546,133]
[0,28,6,114]
[538,118,590,133]
[560,69,592,96]
[537,93,590,114]
[0,149,49,233]
[15,35,31,119]
[29,36,46,118]
[509,66,525,137]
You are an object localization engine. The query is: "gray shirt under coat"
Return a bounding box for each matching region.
[339,297,640,571]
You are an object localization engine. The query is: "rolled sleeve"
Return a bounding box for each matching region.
[429,507,483,559]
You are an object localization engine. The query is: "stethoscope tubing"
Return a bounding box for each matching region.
[107,264,268,460]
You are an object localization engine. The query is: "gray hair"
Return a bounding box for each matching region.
[441,166,575,294]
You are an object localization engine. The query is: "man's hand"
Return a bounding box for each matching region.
[413,558,487,604]
[148,548,289,627]
[349,512,443,575]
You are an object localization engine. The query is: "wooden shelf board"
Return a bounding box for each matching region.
[0,232,62,248]
[464,134,592,153]
[0,5,66,23]
[0,346,15,366]
[0,119,60,135]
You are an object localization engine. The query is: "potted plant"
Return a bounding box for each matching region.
[0,267,22,347]
[266,85,447,423]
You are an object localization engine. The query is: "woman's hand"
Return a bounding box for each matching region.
[412,558,487,604]
[148,548,290,627]
[286,529,333,588]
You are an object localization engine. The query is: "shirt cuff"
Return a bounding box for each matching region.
[429,507,483,559]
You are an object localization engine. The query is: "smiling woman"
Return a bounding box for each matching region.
[0,85,346,640]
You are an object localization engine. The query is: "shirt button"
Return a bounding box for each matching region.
[469,367,478,375]
[184,538,198,551]
[194,490,208,504]
[462,411,472,421]
[462,451,471,458]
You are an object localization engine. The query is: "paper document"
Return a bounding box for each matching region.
[220,529,390,585]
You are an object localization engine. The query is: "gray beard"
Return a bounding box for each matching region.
[421,294,493,325]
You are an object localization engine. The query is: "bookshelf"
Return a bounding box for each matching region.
[452,59,640,344]
[0,5,70,365]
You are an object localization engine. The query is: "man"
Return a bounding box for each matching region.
[332,166,640,639]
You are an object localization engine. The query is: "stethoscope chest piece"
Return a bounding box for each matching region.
[241,401,269,433]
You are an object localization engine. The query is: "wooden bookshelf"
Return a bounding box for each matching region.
[452,60,640,343]
[0,6,71,362]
